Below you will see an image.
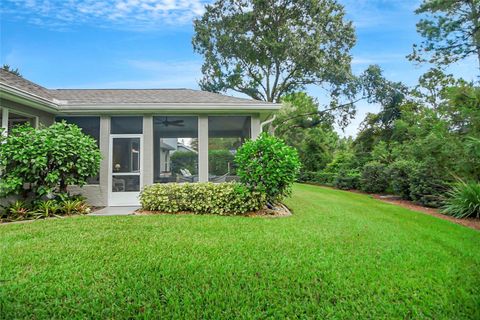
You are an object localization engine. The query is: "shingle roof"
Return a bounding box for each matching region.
[0,69,272,106]
[0,69,55,101]
[51,89,271,105]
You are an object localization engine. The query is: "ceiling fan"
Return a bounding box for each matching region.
[154,117,185,127]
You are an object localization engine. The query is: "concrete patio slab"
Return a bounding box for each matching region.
[89,206,139,216]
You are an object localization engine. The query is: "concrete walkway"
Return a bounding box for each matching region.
[89,206,139,216]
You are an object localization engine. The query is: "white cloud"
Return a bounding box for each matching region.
[340,0,420,29]
[2,0,210,30]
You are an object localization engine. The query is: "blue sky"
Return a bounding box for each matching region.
[0,0,476,136]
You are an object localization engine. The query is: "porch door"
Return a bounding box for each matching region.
[109,134,143,206]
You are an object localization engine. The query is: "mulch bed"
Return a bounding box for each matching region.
[135,203,292,218]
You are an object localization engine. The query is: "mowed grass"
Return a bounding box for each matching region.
[1,184,479,319]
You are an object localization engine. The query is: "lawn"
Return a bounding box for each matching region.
[1,184,479,319]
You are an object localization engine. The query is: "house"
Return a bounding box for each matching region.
[0,69,280,206]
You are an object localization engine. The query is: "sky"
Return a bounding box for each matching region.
[0,0,477,136]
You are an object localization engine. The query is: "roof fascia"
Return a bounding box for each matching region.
[0,83,59,113]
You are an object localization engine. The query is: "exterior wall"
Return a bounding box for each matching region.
[198,115,209,182]
[251,114,261,139]
[1,111,267,208]
[0,98,55,127]
[143,116,154,186]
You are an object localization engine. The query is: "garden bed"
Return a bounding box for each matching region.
[135,203,292,218]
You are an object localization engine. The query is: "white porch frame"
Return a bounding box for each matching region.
[1,107,8,134]
[108,133,144,206]
[0,107,40,135]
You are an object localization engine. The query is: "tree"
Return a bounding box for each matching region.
[408,0,480,71]
[0,122,101,199]
[2,64,22,77]
[193,0,356,103]
[273,93,339,173]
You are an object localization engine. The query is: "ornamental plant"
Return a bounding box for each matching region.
[0,122,101,199]
[235,133,301,204]
[140,182,265,215]
[442,180,480,219]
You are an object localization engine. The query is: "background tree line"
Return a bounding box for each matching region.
[194,0,480,216]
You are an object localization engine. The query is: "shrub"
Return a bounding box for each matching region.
[1,200,32,222]
[1,196,89,222]
[388,160,416,199]
[140,182,266,215]
[235,133,301,203]
[209,149,235,175]
[442,180,480,218]
[333,170,361,190]
[314,171,336,185]
[360,161,389,193]
[409,163,449,207]
[298,171,316,183]
[60,199,90,215]
[0,122,101,199]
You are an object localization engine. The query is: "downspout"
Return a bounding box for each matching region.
[260,114,276,133]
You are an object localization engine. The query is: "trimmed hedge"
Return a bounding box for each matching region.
[140,182,266,215]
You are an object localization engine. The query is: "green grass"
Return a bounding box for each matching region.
[1,184,479,319]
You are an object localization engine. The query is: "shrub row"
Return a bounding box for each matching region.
[140,182,266,215]
[309,160,450,207]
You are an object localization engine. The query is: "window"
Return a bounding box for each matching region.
[208,116,251,182]
[153,116,198,183]
[56,116,100,146]
[56,116,101,184]
[8,112,36,130]
[111,116,143,134]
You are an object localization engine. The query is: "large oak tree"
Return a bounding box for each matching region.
[192,0,356,103]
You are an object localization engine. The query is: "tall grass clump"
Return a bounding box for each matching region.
[442,180,480,219]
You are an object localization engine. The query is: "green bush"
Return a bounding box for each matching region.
[140,182,266,215]
[314,171,336,185]
[0,122,101,199]
[408,163,449,207]
[442,180,480,218]
[360,161,389,193]
[333,170,361,190]
[235,133,301,203]
[170,151,198,175]
[388,160,416,199]
[209,149,235,175]
[298,171,316,182]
